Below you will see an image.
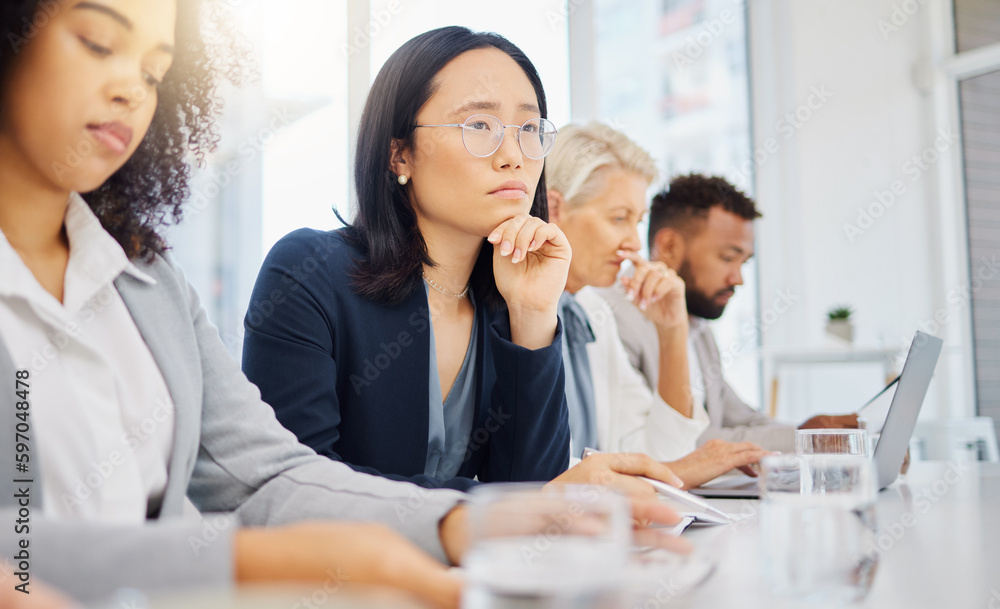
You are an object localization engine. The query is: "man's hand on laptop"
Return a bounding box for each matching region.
[799,413,859,429]
[665,439,770,490]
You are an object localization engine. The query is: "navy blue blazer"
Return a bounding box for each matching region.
[242,228,570,491]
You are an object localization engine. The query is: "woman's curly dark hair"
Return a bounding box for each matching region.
[0,0,251,260]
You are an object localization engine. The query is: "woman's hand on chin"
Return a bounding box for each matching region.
[487,214,571,349]
[618,252,688,334]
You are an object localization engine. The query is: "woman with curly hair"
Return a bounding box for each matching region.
[0,1,523,606]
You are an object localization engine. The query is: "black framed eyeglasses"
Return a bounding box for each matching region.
[415,114,558,160]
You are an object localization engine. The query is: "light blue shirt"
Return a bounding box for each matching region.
[558,291,598,459]
[425,285,478,481]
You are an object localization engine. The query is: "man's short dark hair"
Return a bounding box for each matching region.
[647,174,762,244]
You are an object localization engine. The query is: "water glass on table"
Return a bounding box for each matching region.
[462,483,631,609]
[857,417,882,457]
[758,454,880,603]
[796,428,869,456]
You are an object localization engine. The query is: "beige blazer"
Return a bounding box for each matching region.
[596,285,795,452]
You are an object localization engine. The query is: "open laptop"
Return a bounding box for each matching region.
[689,331,944,499]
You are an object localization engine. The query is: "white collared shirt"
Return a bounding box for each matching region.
[574,287,709,462]
[0,193,176,522]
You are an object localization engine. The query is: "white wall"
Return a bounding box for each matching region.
[748,0,975,422]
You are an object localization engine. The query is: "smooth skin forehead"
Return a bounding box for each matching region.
[688,206,755,256]
[67,0,177,48]
[416,47,540,123]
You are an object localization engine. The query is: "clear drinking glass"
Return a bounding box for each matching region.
[462,484,632,609]
[857,417,883,459]
[796,428,869,456]
[759,455,879,602]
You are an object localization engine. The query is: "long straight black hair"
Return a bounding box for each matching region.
[342,26,550,310]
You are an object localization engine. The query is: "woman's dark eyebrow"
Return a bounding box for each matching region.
[451,100,542,118]
[74,1,133,30]
[452,100,498,117]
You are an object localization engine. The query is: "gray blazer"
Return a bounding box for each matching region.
[0,254,464,602]
[596,286,795,453]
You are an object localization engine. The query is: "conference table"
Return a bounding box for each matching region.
[104,462,999,609]
[674,461,1000,608]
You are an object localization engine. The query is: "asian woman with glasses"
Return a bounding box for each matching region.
[242,26,688,495]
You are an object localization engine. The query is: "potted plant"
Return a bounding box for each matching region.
[826,305,855,343]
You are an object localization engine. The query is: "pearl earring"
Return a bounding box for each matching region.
[398,174,408,185]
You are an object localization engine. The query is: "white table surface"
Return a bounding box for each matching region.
[672,462,1000,608]
[96,463,999,608]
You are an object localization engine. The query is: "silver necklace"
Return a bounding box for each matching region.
[422,272,470,299]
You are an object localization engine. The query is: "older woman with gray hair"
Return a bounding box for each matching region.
[546,122,767,487]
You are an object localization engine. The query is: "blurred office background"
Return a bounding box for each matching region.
[164,0,1000,461]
